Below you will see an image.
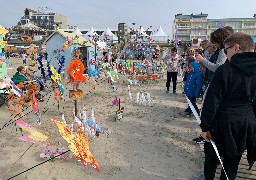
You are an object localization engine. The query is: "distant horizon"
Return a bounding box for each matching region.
[2,0,256,37]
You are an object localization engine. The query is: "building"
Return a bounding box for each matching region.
[173,13,208,41]
[16,8,68,33]
[208,17,256,39]
[173,13,256,42]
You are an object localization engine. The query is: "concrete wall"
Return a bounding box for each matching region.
[54,14,68,29]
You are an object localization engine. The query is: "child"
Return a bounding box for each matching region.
[183,56,202,116]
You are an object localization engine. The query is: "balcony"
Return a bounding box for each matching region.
[176,26,191,29]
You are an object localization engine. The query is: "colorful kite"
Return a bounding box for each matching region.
[51,118,100,172]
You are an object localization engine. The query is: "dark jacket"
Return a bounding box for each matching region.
[184,62,202,98]
[12,72,27,85]
[200,52,256,167]
[203,48,220,87]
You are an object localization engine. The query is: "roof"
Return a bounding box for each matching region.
[208,18,256,22]
[72,27,83,36]
[175,13,208,19]
[153,26,167,36]
[25,8,37,13]
[101,27,114,36]
[85,27,98,36]
[44,29,93,47]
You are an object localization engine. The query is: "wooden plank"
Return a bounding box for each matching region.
[199,145,256,179]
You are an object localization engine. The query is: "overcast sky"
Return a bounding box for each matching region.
[1,0,256,37]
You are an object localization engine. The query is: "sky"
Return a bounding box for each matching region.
[1,0,256,37]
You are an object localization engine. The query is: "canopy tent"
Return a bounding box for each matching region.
[100,27,118,41]
[131,26,149,42]
[72,27,83,36]
[137,26,148,36]
[84,27,98,40]
[102,27,114,36]
[151,26,168,43]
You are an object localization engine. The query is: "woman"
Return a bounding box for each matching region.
[12,66,27,85]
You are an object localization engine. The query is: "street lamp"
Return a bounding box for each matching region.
[91,34,99,70]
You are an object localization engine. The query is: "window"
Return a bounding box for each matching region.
[178,23,187,27]
[244,22,255,27]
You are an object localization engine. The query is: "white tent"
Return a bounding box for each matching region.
[72,27,83,36]
[102,27,114,36]
[151,26,168,43]
[84,27,98,40]
[100,27,118,41]
[137,26,148,36]
[131,26,149,42]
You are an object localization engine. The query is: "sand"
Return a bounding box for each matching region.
[0,57,203,180]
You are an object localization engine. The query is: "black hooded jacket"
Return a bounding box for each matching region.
[200,52,256,168]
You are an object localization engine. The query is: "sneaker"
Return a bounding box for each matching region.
[173,91,177,95]
[193,136,205,144]
[165,90,169,94]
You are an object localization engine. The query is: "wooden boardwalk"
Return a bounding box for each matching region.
[199,145,256,180]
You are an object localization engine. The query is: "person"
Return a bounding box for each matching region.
[196,28,230,73]
[12,66,27,85]
[21,51,27,65]
[224,26,234,34]
[196,28,231,91]
[6,50,10,59]
[200,40,210,60]
[200,32,256,180]
[183,56,202,116]
[165,47,180,94]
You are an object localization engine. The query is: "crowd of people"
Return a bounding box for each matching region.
[1,25,256,179]
[163,26,256,180]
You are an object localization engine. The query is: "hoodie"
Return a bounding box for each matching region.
[200,52,256,167]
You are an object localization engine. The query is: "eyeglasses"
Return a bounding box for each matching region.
[224,45,234,54]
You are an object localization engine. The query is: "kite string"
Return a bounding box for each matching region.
[7,150,71,180]
[2,143,34,178]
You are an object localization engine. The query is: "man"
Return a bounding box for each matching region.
[200,32,256,179]
[21,51,27,65]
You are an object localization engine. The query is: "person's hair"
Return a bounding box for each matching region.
[224,32,254,52]
[206,42,214,47]
[186,55,195,64]
[171,47,177,52]
[187,48,195,55]
[210,28,231,48]
[224,26,234,34]
[201,40,209,45]
[17,66,24,72]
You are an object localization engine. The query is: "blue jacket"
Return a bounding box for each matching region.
[184,62,202,98]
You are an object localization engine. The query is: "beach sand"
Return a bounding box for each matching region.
[0,57,203,180]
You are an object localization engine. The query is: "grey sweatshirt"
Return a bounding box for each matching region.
[200,48,227,72]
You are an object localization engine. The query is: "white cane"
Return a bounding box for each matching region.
[186,96,229,180]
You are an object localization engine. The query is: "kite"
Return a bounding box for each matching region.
[51,118,100,172]
[16,120,49,145]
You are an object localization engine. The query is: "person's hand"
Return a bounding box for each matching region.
[196,54,204,62]
[201,131,212,142]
